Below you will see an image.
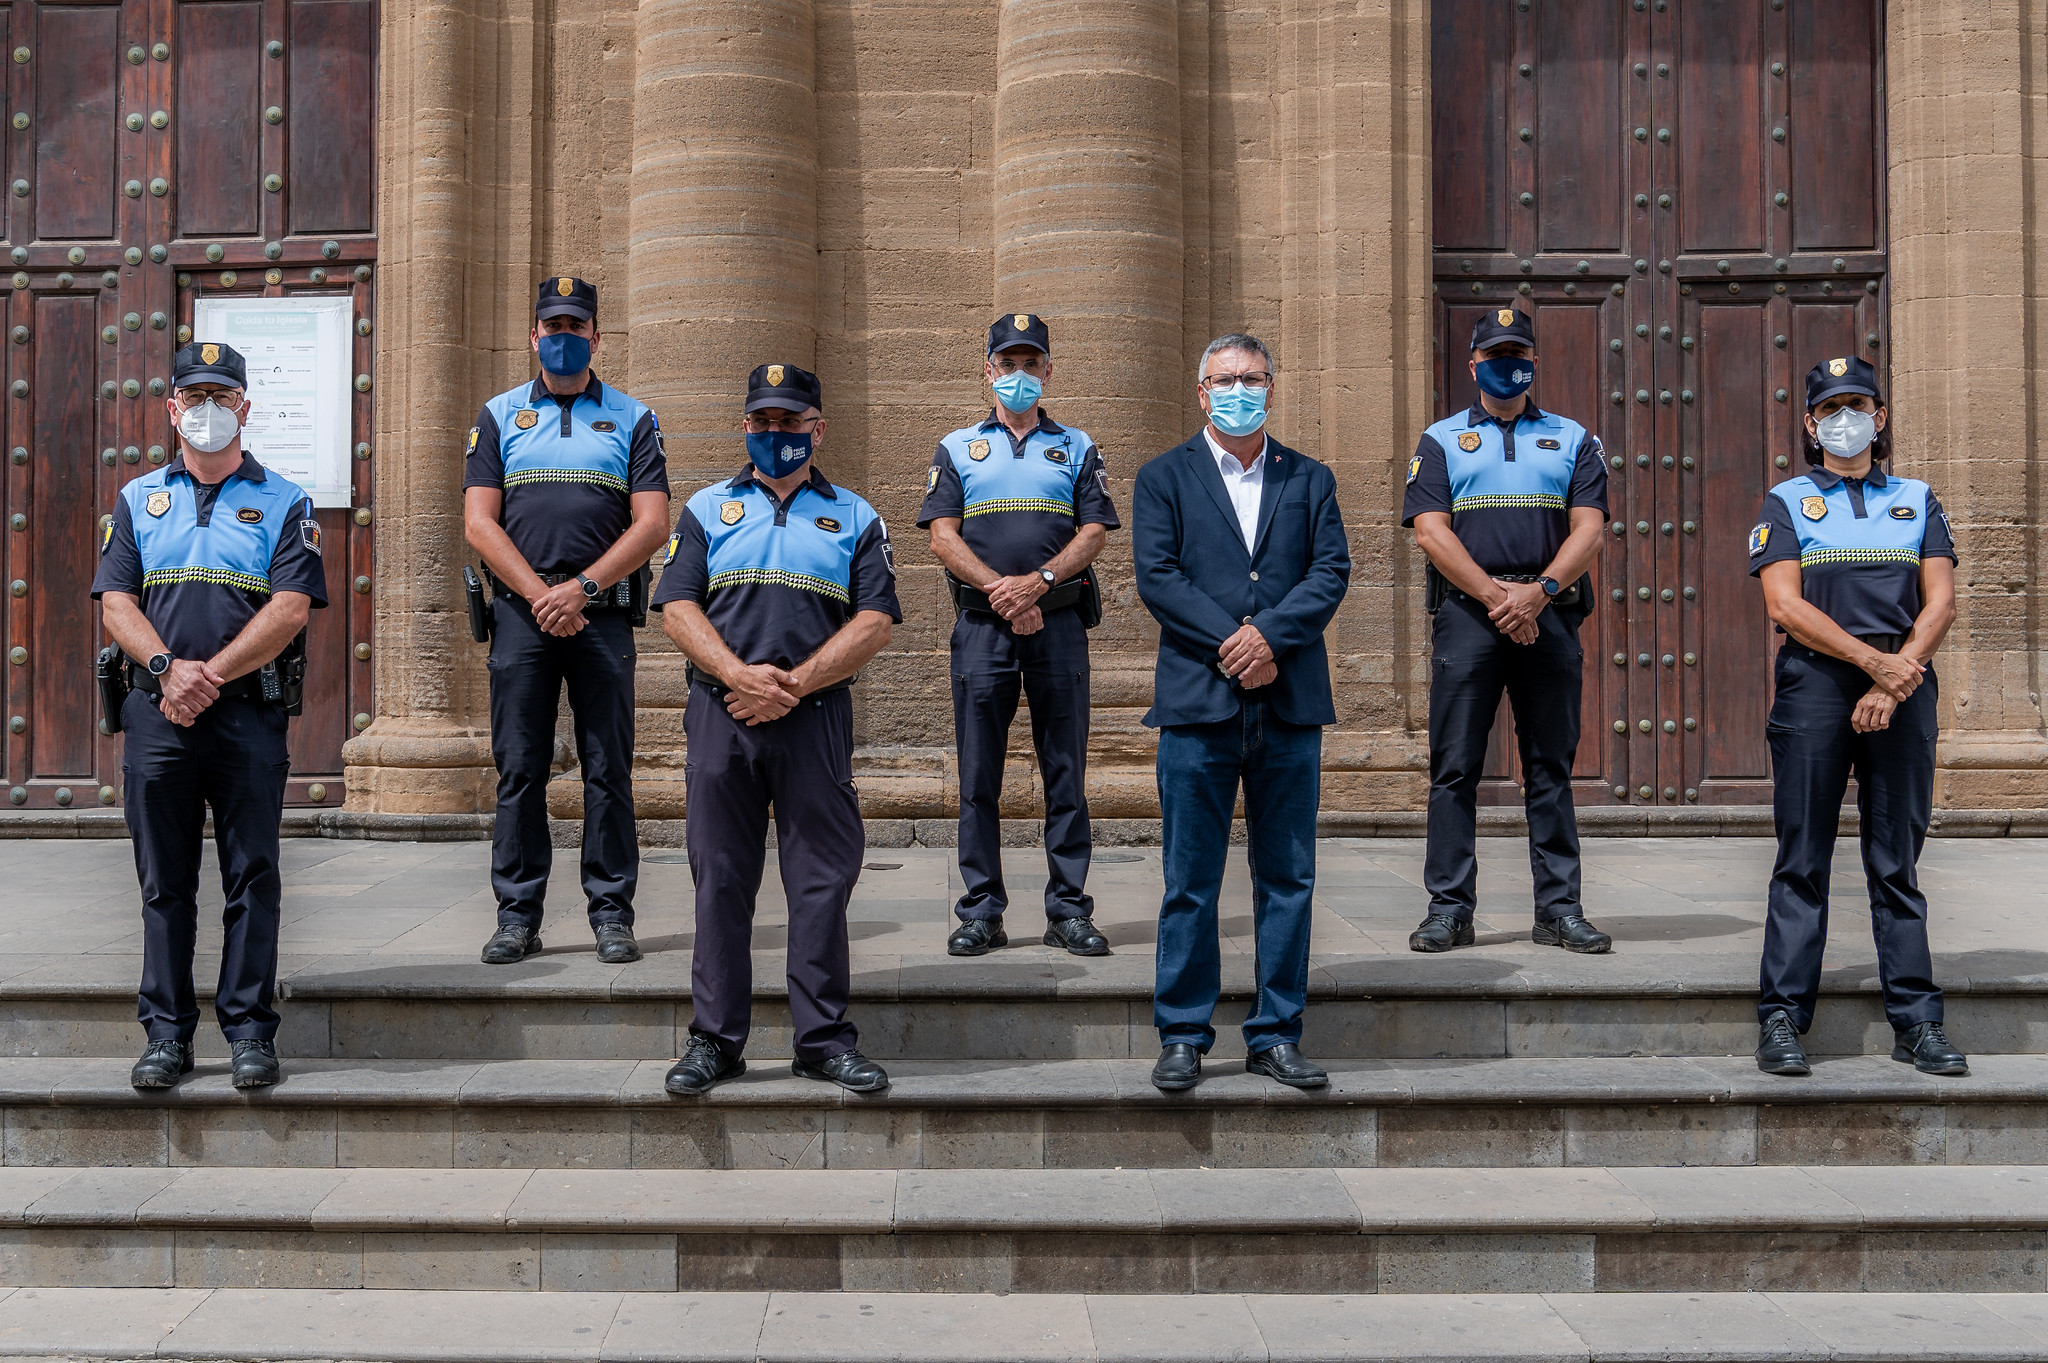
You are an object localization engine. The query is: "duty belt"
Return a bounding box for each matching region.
[949,576,1087,617]
[1450,573,1583,612]
[128,665,271,702]
[484,568,631,609]
[684,663,852,699]
[1792,632,1905,658]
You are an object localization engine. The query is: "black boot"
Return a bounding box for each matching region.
[1533,914,1612,954]
[1756,1009,1810,1077]
[130,1040,193,1089]
[1894,1021,1969,1077]
[793,1049,889,1093]
[665,1036,746,1096]
[480,924,542,964]
[1246,1042,1328,1089]
[231,1039,281,1089]
[947,917,1007,957]
[594,923,642,964]
[1043,916,1110,956]
[1151,1043,1201,1091]
[1408,914,1474,953]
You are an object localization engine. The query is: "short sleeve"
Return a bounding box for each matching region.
[1746,492,1800,576]
[849,517,903,622]
[1399,433,1452,526]
[268,496,332,606]
[461,407,503,491]
[1567,433,1610,515]
[628,410,670,495]
[89,496,141,599]
[650,503,709,607]
[1921,488,1957,562]
[914,444,964,527]
[1072,444,1121,529]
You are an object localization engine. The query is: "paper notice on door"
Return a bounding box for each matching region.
[191,295,354,507]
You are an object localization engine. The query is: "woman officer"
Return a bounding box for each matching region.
[1746,354,1966,1079]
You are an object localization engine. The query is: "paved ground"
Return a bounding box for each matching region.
[1,835,2041,976]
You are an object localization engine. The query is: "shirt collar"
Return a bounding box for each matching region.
[724,462,842,501]
[1203,426,1268,474]
[163,451,266,484]
[1465,399,1547,427]
[527,374,606,406]
[977,407,1067,437]
[1806,464,1888,490]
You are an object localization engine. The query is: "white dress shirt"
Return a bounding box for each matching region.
[1204,427,1268,549]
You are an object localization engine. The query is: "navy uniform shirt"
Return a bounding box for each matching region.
[91,453,330,661]
[654,465,902,670]
[463,375,670,576]
[1747,466,1956,638]
[915,409,1120,576]
[1401,402,1608,575]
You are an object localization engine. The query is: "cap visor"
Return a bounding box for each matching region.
[173,367,244,390]
[744,392,817,414]
[988,339,1048,355]
[535,300,595,321]
[1806,379,1880,407]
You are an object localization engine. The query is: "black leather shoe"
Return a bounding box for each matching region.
[594,923,642,964]
[480,924,542,964]
[1044,916,1110,956]
[665,1035,746,1095]
[947,917,1007,956]
[1533,914,1612,954]
[1247,1042,1328,1089]
[1409,913,1475,953]
[130,1040,192,1089]
[1756,1009,1811,1077]
[1894,1020,1969,1077]
[793,1048,889,1093]
[1151,1043,1201,1091]
[230,1039,281,1089]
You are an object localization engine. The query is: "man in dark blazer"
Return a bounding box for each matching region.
[1132,333,1351,1091]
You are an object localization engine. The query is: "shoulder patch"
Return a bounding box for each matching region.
[1456,431,1483,453]
[300,519,321,554]
[100,519,113,555]
[968,439,991,461]
[1889,504,1918,520]
[814,515,841,533]
[1800,495,1827,521]
[467,427,479,453]
[719,500,745,525]
[927,465,940,493]
[591,420,616,432]
[1406,455,1422,485]
[145,490,172,518]
[1535,438,1561,450]
[1749,523,1770,557]
[664,533,679,564]
[236,506,264,524]
[513,409,539,430]
[879,518,895,575]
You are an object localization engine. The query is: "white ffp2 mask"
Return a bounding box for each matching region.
[178,401,241,453]
[1815,408,1877,459]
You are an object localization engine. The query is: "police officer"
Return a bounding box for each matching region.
[919,312,1120,957]
[1402,307,1613,954]
[92,342,328,1089]
[464,276,671,966]
[656,364,901,1096]
[1749,355,1966,1078]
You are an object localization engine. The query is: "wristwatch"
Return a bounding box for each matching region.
[577,574,602,600]
[147,652,173,677]
[1037,568,1057,589]
[1538,576,1561,598]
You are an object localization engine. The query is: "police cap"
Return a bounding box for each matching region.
[1805,354,1881,409]
[536,275,597,322]
[987,311,1050,355]
[172,341,246,390]
[1470,306,1535,352]
[745,363,823,414]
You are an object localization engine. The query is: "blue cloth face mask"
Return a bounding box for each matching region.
[1474,355,1535,399]
[1207,382,1268,437]
[537,332,592,377]
[746,429,813,479]
[992,370,1043,414]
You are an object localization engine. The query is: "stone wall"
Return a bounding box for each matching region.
[349,0,2048,828]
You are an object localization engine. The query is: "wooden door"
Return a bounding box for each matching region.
[1430,0,1886,808]
[0,0,377,812]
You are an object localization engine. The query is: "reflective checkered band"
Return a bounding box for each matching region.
[143,566,271,594]
[1451,493,1568,512]
[504,468,629,493]
[1800,547,1923,569]
[962,497,1075,519]
[707,567,850,602]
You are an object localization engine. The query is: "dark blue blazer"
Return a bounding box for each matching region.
[1133,433,1351,728]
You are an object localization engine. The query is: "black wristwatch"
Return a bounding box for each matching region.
[147,652,173,677]
[1538,576,1561,598]
[1037,568,1057,589]
[577,574,601,600]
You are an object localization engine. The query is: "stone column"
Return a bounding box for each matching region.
[1889,0,2048,809]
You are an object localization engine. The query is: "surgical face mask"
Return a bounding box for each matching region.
[1206,382,1268,437]
[746,428,813,479]
[1474,355,1535,400]
[177,400,241,453]
[992,370,1043,413]
[536,331,592,377]
[1815,407,1877,458]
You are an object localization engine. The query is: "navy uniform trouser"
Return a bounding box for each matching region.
[121,689,288,1045]
[1423,593,1586,921]
[488,598,638,933]
[684,683,864,1063]
[951,607,1093,923]
[1761,644,1942,1033]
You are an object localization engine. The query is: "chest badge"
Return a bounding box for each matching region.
[719,500,745,525]
[1457,431,1482,452]
[968,439,990,461]
[513,409,539,430]
[1800,495,1828,521]
[814,515,841,533]
[145,490,172,518]
[1890,505,1918,520]
[1535,437,1561,450]
[1044,446,1068,464]
[591,419,616,432]
[236,506,263,524]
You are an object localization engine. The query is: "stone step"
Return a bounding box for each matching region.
[0,1164,2044,1297]
[0,1056,2038,1170]
[6,1287,2048,1362]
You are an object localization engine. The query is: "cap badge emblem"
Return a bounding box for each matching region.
[719,500,745,525]
[968,439,990,461]
[1015,314,1031,330]
[1829,358,1848,377]
[1457,431,1483,452]
[814,515,841,532]
[236,506,263,524]
[145,490,171,518]
[1800,495,1827,521]
[766,364,785,386]
[1496,309,1515,327]
[513,409,539,430]
[557,277,573,296]
[200,343,220,365]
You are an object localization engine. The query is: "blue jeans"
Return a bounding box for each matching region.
[1153,699,1322,1053]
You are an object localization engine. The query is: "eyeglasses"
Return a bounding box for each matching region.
[990,354,1047,374]
[172,390,243,411]
[1200,371,1273,392]
[742,414,820,434]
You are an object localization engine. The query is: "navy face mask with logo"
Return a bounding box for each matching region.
[1474,355,1535,400]
[746,429,813,479]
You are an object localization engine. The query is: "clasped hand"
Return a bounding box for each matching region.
[1487,580,1547,645]
[726,662,804,726]
[531,579,590,637]
[984,573,1047,635]
[1219,623,1276,689]
[159,658,225,727]
[1864,651,1924,703]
